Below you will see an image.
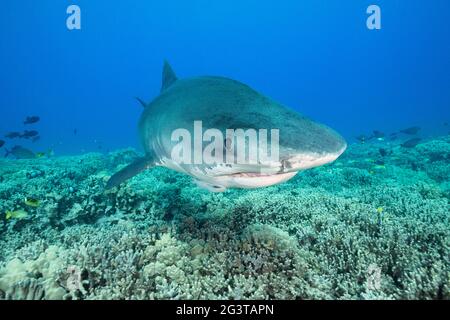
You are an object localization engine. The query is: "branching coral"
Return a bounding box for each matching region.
[0,137,448,300]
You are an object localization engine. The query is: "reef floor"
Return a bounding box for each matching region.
[0,136,449,300]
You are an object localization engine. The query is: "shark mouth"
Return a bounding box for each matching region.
[228,150,345,178]
[229,172,277,178]
[226,148,347,187]
[227,171,298,188]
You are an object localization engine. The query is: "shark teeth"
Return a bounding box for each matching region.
[230,172,274,178]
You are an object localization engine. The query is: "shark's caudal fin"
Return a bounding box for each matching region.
[106,156,155,190]
[161,60,178,92]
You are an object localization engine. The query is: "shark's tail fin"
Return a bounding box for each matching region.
[106,156,155,190]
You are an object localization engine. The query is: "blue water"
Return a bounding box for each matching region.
[1,0,449,155]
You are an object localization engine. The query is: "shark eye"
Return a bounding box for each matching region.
[223,138,236,154]
[224,138,233,151]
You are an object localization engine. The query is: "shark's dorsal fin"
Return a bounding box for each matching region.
[161,60,177,92]
[135,97,147,108]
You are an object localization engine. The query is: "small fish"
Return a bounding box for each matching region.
[401,138,422,148]
[24,197,40,207]
[444,122,448,127]
[376,207,384,214]
[24,116,40,125]
[0,140,4,148]
[21,130,39,139]
[371,130,385,140]
[74,128,78,135]
[5,132,21,139]
[32,136,40,143]
[35,152,46,158]
[399,126,421,135]
[4,145,36,159]
[379,148,391,157]
[5,209,28,220]
[355,135,367,144]
[373,130,386,139]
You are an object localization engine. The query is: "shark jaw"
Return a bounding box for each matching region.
[184,147,347,192]
[224,171,299,189]
[191,171,298,192]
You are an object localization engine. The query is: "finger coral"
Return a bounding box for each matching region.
[0,136,448,300]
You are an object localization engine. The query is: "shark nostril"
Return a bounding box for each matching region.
[281,159,293,171]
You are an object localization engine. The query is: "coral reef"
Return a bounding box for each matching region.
[0,136,448,300]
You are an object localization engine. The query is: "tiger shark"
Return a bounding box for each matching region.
[106,61,347,192]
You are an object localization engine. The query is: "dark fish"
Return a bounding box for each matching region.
[74,128,77,135]
[5,132,21,139]
[379,148,391,157]
[32,136,40,143]
[355,135,367,144]
[0,140,4,148]
[24,116,40,125]
[400,126,421,135]
[21,130,39,139]
[401,138,422,148]
[444,122,448,127]
[4,146,36,159]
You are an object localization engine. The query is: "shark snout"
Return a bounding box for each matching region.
[280,126,347,172]
[282,145,346,172]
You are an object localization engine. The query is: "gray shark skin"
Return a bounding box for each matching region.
[106,62,347,191]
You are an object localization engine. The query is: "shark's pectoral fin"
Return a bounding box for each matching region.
[161,60,178,92]
[106,156,154,190]
[135,97,147,108]
[193,179,227,193]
